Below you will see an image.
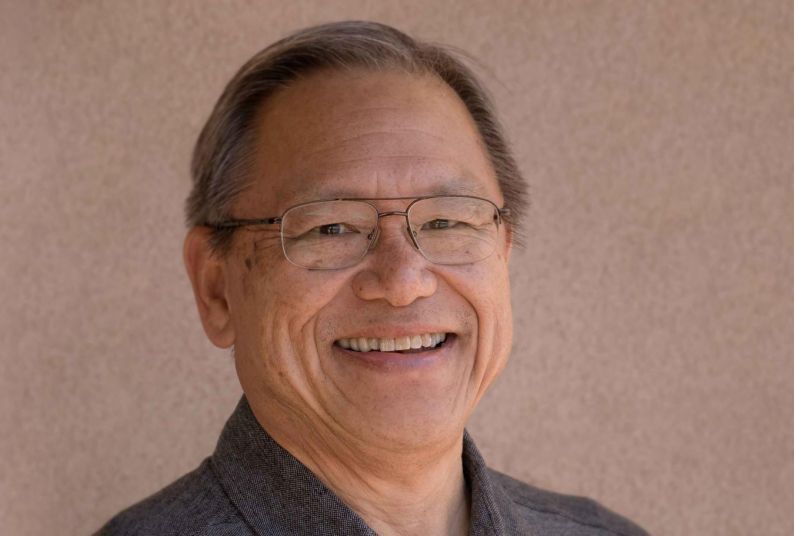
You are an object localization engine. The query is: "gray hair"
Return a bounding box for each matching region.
[187,20,528,254]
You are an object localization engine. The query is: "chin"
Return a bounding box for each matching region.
[331,382,470,450]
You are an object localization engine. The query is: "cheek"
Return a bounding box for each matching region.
[236,259,350,354]
[490,265,513,354]
[462,260,513,376]
[231,263,338,396]
[480,287,513,361]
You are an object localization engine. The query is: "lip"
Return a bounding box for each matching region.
[333,334,457,371]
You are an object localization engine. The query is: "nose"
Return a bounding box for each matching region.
[351,220,437,307]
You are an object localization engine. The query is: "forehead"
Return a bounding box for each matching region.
[239,69,501,213]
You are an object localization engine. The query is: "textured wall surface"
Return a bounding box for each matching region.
[2,1,793,535]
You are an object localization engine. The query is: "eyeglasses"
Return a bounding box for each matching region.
[211,195,510,270]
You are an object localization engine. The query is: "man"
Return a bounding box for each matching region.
[98,21,647,535]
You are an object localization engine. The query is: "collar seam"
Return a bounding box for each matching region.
[208,453,262,536]
[506,497,644,536]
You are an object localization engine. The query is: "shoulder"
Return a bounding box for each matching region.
[94,458,249,536]
[489,469,649,536]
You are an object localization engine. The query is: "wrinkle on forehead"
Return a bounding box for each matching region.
[298,112,478,160]
[275,175,492,205]
[307,127,447,153]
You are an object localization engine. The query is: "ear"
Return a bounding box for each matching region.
[183,227,235,348]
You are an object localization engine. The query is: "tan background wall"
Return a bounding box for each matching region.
[2,1,792,534]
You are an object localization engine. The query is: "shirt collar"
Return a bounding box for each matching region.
[210,396,515,535]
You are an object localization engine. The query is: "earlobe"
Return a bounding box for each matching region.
[183,227,235,348]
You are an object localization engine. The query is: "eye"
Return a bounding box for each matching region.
[313,223,358,235]
[421,219,459,230]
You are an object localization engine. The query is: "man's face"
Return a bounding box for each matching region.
[222,69,513,449]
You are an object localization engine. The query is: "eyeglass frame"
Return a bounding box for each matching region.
[209,195,512,270]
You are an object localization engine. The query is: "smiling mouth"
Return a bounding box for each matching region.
[335,332,449,353]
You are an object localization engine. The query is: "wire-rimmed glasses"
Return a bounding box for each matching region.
[211,195,510,270]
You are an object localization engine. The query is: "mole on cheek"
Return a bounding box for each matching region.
[244,257,253,271]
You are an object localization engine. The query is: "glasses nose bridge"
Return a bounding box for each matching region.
[376,209,409,221]
[368,209,420,251]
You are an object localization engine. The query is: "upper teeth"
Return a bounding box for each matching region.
[336,332,447,352]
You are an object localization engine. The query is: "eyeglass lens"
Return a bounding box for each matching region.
[280,197,500,269]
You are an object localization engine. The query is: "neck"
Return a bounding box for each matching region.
[249,400,470,536]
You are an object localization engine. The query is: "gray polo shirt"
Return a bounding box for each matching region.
[96,397,648,535]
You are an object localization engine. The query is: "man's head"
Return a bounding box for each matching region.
[184,21,527,452]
